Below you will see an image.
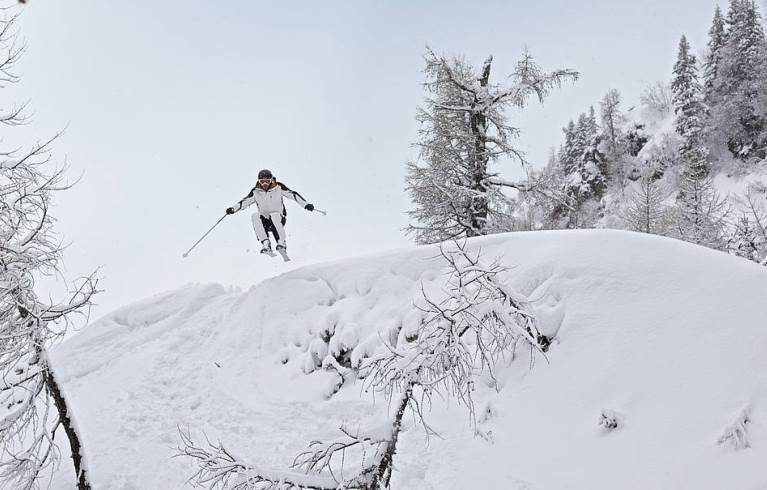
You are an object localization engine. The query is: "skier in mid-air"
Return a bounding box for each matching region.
[226,169,314,257]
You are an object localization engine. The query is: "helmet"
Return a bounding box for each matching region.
[258,169,273,180]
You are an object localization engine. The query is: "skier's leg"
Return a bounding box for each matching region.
[260,216,276,241]
[269,212,287,248]
[251,213,269,241]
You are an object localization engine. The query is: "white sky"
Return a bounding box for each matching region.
[10,0,728,319]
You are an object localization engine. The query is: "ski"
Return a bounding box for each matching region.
[257,248,289,262]
[276,248,291,262]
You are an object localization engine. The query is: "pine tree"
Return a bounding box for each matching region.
[405,48,577,243]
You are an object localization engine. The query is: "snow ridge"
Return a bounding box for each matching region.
[50,231,767,489]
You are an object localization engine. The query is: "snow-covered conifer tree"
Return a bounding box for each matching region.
[559,119,578,176]
[710,0,767,158]
[558,108,606,227]
[0,8,98,489]
[579,107,607,195]
[672,35,709,176]
[405,48,577,243]
[703,5,726,102]
[672,35,728,249]
[729,215,762,261]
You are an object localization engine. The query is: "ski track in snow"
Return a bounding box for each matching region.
[48,230,767,489]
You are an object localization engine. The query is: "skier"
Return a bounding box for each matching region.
[226,169,315,256]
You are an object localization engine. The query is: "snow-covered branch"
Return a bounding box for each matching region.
[177,427,343,490]
[362,242,549,423]
[177,387,414,490]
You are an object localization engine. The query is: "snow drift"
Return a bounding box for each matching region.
[49,230,767,489]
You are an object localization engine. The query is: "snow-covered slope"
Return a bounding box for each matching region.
[50,230,767,489]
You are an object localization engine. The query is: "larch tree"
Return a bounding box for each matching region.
[599,89,628,186]
[623,173,670,235]
[733,183,767,263]
[405,47,577,244]
[0,7,98,489]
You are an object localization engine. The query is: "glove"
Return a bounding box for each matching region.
[226,207,235,215]
[305,204,314,212]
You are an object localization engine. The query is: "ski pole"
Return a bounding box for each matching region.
[182,215,227,258]
[313,208,328,216]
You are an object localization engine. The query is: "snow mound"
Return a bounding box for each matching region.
[50,230,767,489]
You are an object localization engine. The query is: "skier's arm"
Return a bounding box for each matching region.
[278,182,312,210]
[227,188,257,214]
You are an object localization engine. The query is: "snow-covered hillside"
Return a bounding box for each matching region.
[50,231,767,489]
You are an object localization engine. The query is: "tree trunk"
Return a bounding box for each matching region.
[370,383,415,489]
[43,361,91,490]
[468,56,493,236]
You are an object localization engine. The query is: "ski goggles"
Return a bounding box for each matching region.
[257,178,273,186]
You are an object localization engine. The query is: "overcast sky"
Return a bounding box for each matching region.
[10,0,728,319]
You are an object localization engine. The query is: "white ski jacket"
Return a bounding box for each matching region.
[231,181,308,217]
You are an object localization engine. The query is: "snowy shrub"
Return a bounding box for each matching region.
[302,338,329,374]
[729,184,767,263]
[301,346,326,375]
[350,337,379,370]
[716,408,751,451]
[383,321,403,348]
[328,325,360,366]
[301,356,318,375]
[598,409,623,432]
[319,315,337,343]
[320,373,345,400]
[398,309,422,344]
